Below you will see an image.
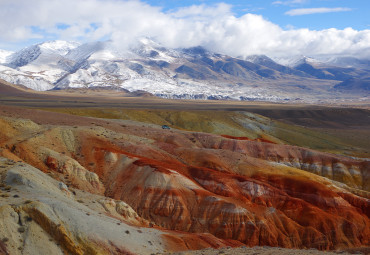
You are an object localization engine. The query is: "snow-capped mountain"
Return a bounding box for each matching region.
[0,39,369,102]
[7,40,80,68]
[245,55,311,77]
[1,41,81,88]
[272,55,321,68]
[274,55,370,70]
[322,56,370,69]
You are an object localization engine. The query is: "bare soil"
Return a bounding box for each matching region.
[163,246,369,255]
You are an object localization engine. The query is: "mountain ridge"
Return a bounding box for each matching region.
[0,39,369,102]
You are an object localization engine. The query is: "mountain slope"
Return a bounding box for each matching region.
[290,57,370,83]
[7,40,79,68]
[245,55,311,77]
[0,39,369,102]
[334,78,370,91]
[0,49,13,64]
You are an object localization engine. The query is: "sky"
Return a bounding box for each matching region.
[0,0,369,59]
[153,0,369,30]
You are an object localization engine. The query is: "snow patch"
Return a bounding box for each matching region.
[0,49,13,63]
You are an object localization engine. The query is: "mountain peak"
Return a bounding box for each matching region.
[245,55,274,64]
[38,40,80,56]
[137,37,161,47]
[5,40,80,68]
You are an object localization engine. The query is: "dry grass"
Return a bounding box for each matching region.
[38,107,370,157]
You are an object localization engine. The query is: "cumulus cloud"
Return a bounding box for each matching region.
[0,0,369,59]
[286,7,352,16]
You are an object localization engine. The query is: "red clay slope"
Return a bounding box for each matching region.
[0,106,369,252]
[80,138,369,250]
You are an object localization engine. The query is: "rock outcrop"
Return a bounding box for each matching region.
[43,148,105,195]
[0,158,236,254]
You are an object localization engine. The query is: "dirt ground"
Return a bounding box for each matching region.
[164,246,369,255]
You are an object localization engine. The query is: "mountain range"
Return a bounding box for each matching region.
[0,39,369,102]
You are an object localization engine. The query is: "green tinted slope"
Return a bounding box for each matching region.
[40,108,369,157]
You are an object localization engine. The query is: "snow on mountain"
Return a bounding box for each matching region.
[55,38,201,91]
[0,49,13,64]
[0,65,54,91]
[272,54,370,69]
[131,37,180,62]
[2,41,81,85]
[65,39,178,63]
[245,55,311,77]
[272,55,322,67]
[6,40,79,68]
[6,45,42,68]
[320,56,370,69]
[39,40,80,56]
[0,39,369,101]
[66,41,108,62]
[245,55,271,64]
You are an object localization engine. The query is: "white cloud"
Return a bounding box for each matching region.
[169,3,232,19]
[285,7,352,16]
[0,0,369,59]
[273,0,308,6]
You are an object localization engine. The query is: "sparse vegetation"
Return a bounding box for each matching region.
[38,107,370,157]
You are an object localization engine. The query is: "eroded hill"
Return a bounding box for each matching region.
[0,105,369,254]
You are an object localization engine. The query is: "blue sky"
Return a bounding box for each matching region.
[0,0,369,58]
[148,0,369,30]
